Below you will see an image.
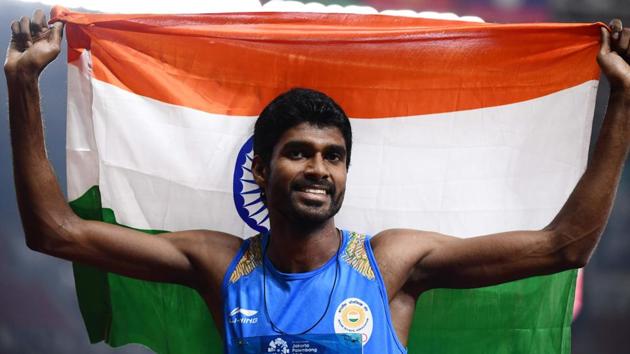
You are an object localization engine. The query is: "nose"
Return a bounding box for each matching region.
[304,153,329,180]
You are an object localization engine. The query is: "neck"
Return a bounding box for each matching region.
[266,216,340,273]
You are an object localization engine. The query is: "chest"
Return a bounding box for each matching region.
[223,263,402,353]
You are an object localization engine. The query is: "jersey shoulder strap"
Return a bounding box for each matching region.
[341,231,376,280]
[226,234,263,285]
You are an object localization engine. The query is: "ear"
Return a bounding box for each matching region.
[251,155,268,190]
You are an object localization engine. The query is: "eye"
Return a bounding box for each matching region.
[287,150,304,160]
[325,152,342,162]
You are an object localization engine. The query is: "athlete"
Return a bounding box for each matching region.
[5,9,630,353]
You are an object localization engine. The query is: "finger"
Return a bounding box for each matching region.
[49,21,64,44]
[31,9,46,36]
[10,20,19,37]
[9,21,19,50]
[18,16,32,43]
[609,19,623,40]
[611,27,630,58]
[621,28,630,58]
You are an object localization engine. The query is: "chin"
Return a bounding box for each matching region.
[289,195,344,225]
[293,207,337,225]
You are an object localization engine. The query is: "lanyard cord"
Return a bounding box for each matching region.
[262,230,342,336]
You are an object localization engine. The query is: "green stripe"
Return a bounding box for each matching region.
[70,186,575,354]
[69,186,223,353]
[409,271,575,353]
[69,186,112,344]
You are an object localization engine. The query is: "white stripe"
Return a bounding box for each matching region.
[67,53,598,238]
[67,51,99,201]
[345,81,597,237]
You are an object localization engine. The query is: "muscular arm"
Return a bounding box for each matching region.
[374,23,630,300]
[5,11,240,293]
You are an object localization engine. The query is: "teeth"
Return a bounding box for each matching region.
[304,188,326,195]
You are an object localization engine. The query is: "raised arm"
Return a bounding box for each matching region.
[373,21,630,300]
[4,11,240,295]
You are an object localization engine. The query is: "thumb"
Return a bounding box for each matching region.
[599,27,611,56]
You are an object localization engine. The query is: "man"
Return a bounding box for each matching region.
[5,9,630,353]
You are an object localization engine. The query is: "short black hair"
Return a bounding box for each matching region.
[253,88,352,167]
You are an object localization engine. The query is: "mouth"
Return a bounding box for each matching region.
[301,187,328,195]
[292,182,334,202]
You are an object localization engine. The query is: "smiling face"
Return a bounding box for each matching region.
[253,122,348,226]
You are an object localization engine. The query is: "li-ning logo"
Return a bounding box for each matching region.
[228,307,259,325]
[232,135,269,234]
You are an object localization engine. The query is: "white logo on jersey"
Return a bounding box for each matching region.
[229,307,258,317]
[228,307,259,324]
[267,337,290,354]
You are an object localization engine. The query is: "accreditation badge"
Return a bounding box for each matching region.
[229,333,362,353]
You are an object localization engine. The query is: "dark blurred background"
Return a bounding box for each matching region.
[1,0,628,353]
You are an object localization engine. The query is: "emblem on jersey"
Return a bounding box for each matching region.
[233,135,269,234]
[229,307,258,317]
[334,297,373,345]
[228,307,259,325]
[267,337,290,354]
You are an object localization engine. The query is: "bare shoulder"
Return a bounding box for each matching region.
[369,229,449,299]
[370,228,446,257]
[169,229,244,255]
[163,229,244,291]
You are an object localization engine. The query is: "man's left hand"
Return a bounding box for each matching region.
[598,19,630,91]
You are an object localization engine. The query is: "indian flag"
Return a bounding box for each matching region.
[53,6,602,354]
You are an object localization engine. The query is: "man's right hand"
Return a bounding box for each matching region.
[4,9,63,79]
[4,9,242,327]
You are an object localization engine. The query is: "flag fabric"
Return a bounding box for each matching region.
[53,6,602,354]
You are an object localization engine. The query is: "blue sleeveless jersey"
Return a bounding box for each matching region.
[221,230,407,353]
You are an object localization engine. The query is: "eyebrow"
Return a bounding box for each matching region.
[281,141,346,155]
